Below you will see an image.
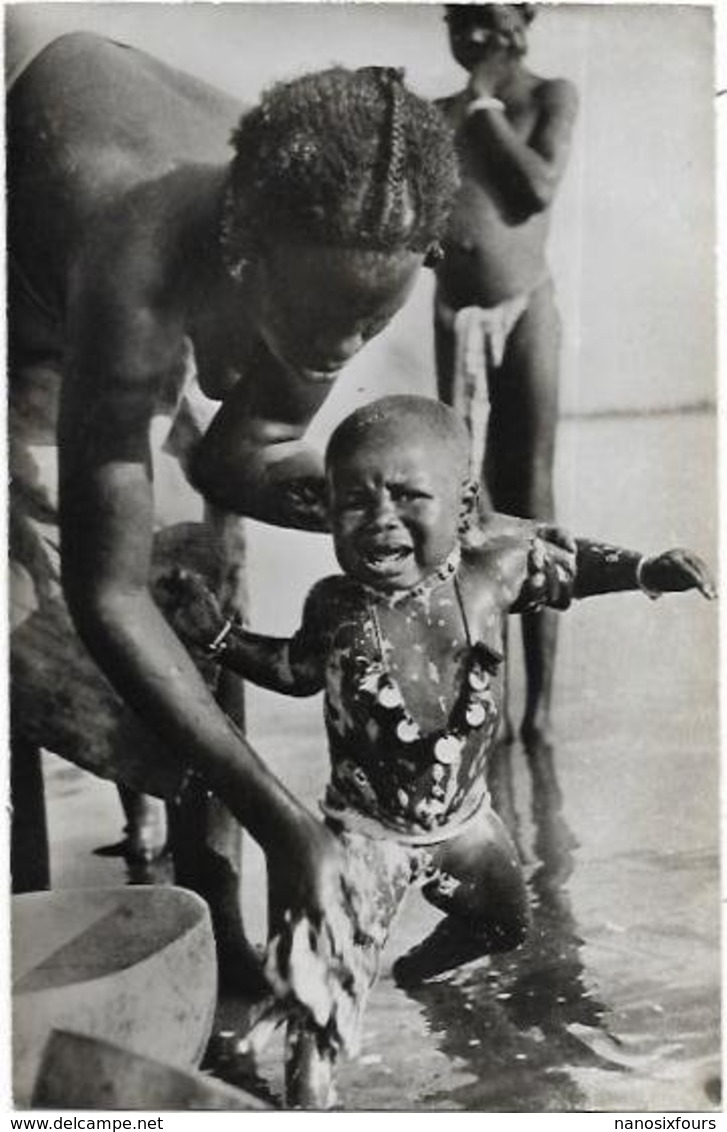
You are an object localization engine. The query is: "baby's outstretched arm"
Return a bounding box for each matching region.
[500,536,715,615]
[155,569,325,695]
[572,541,716,601]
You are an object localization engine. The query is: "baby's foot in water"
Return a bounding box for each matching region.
[393,919,492,988]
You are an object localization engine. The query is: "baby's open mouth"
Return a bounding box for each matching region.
[363,545,413,570]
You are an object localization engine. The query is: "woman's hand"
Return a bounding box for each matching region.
[279,474,330,531]
[520,524,577,611]
[474,517,577,611]
[154,567,228,649]
[267,814,354,964]
[639,549,717,600]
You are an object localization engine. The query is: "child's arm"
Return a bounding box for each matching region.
[154,569,326,696]
[495,536,715,616]
[571,540,716,601]
[464,74,578,216]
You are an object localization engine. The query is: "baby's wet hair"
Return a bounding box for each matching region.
[326,395,471,478]
[226,66,458,258]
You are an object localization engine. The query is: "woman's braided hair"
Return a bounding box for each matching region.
[224,66,458,262]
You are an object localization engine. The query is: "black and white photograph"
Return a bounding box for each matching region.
[5,0,719,1114]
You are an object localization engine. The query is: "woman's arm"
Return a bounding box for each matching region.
[191,343,333,531]
[60,271,345,921]
[475,514,577,609]
[465,77,578,217]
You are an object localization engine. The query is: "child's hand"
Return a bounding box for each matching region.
[639,550,717,600]
[154,567,228,647]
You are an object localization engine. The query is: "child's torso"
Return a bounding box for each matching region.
[321,573,505,835]
[436,89,552,306]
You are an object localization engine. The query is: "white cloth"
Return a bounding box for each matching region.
[437,293,529,478]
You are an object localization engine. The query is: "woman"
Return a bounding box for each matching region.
[8,27,572,989]
[8,28,459,985]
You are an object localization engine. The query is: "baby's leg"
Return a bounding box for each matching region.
[394,806,529,986]
[274,829,413,1108]
[427,805,528,940]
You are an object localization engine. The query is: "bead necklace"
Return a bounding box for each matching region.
[359,544,462,609]
[360,566,502,771]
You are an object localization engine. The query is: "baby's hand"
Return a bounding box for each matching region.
[154,567,228,647]
[639,549,717,600]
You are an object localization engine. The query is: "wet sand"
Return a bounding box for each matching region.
[39,410,719,1111]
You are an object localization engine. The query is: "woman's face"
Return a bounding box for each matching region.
[249,242,423,384]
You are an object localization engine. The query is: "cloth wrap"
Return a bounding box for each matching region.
[242,790,492,1062]
[435,292,529,478]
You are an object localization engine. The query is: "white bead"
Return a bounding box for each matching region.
[378,683,402,708]
[434,735,462,764]
[396,719,419,743]
[466,703,486,727]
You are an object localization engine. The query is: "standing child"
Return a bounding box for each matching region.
[159,396,714,1109]
[434,4,579,754]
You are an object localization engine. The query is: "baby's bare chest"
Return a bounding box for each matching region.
[325,586,504,733]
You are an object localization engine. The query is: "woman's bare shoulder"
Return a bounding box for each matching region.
[9,33,243,194]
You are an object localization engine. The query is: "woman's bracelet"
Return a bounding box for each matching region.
[205,616,236,657]
[636,557,663,601]
[466,95,506,116]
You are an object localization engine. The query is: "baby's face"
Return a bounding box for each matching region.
[328,429,465,593]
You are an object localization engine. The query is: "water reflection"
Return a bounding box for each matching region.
[396,742,616,1111]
